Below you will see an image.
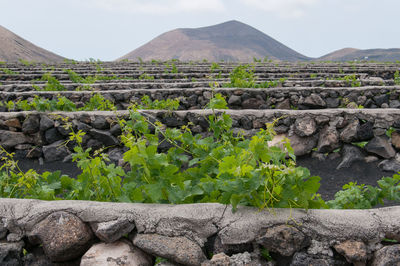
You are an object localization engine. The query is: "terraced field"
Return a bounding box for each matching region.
[1,60,400,204]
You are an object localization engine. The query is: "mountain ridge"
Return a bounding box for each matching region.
[0,25,65,63]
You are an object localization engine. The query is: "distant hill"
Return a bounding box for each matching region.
[0,25,64,63]
[319,47,400,62]
[119,20,310,62]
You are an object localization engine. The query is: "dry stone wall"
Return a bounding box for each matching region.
[1,109,400,173]
[0,199,399,265]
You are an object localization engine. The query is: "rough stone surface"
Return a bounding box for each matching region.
[378,159,400,172]
[290,252,348,266]
[365,136,396,159]
[0,241,24,265]
[371,245,400,266]
[22,115,40,134]
[303,93,326,108]
[44,128,63,144]
[81,239,152,266]
[337,145,365,169]
[334,240,367,264]
[89,129,119,146]
[0,130,28,149]
[317,125,340,153]
[39,115,54,131]
[256,225,309,257]
[204,253,230,266]
[241,98,264,109]
[28,211,93,262]
[276,98,291,109]
[357,122,374,141]
[133,234,207,266]
[42,140,70,162]
[4,118,21,129]
[340,119,360,143]
[294,117,317,137]
[228,95,241,106]
[289,134,318,156]
[391,131,400,150]
[90,218,135,243]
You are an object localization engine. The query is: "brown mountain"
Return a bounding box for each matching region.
[119,20,310,62]
[319,47,400,62]
[0,25,64,63]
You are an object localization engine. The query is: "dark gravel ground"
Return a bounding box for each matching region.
[14,156,398,203]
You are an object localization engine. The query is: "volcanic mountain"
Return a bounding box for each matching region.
[319,47,400,62]
[0,25,64,63]
[119,20,310,62]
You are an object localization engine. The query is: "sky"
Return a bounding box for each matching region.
[1,0,399,61]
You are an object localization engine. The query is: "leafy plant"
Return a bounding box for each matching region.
[394,71,400,85]
[131,95,180,111]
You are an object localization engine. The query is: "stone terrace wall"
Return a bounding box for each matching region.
[0,199,399,265]
[1,109,400,172]
[1,86,400,111]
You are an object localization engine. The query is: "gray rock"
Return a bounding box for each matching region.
[303,93,326,108]
[44,128,63,144]
[89,129,119,146]
[133,234,207,266]
[110,123,122,136]
[315,115,330,125]
[72,120,91,132]
[390,100,400,109]
[39,115,54,131]
[340,119,359,143]
[42,140,70,162]
[365,136,396,159]
[291,252,348,266]
[22,115,40,134]
[107,148,124,164]
[229,252,252,265]
[378,159,400,172]
[28,211,93,262]
[317,126,340,153]
[86,139,103,151]
[0,241,24,265]
[326,97,340,108]
[275,98,291,109]
[242,98,264,109]
[90,218,135,243]
[289,134,318,156]
[0,221,7,240]
[0,130,29,149]
[371,245,400,266]
[373,94,389,106]
[294,117,317,137]
[228,95,242,106]
[256,224,309,257]
[4,118,21,129]
[92,116,109,130]
[81,239,152,266]
[204,253,230,266]
[337,145,365,169]
[357,122,374,141]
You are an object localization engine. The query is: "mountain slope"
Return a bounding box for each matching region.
[319,47,400,62]
[119,20,310,62]
[0,25,65,63]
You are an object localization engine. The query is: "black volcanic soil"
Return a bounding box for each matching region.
[14,156,396,203]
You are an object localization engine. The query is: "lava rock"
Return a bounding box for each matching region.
[22,115,40,134]
[92,116,109,130]
[289,134,318,156]
[340,119,360,143]
[89,129,119,146]
[90,218,135,243]
[303,93,326,108]
[365,136,396,158]
[44,128,63,144]
[337,145,365,169]
[228,95,241,106]
[294,117,317,137]
[39,115,54,131]
[378,159,400,172]
[241,98,264,109]
[334,240,367,265]
[42,140,70,162]
[28,211,93,262]
[0,241,24,265]
[357,121,374,141]
[291,251,348,266]
[133,234,207,266]
[256,224,309,257]
[81,239,152,266]
[0,130,29,149]
[371,245,400,266]
[317,126,340,153]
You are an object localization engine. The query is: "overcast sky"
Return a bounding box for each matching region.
[1,0,399,61]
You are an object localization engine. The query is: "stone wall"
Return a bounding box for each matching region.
[1,86,400,111]
[1,109,400,172]
[0,199,399,265]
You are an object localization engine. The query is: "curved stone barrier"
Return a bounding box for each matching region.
[0,199,399,265]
